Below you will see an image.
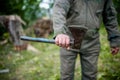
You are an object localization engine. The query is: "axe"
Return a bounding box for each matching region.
[20,27,87,52]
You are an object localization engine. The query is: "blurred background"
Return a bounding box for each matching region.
[0,0,120,80]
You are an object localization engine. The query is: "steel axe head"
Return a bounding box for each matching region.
[68,26,87,52]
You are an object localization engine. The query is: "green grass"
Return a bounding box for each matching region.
[98,26,120,80]
[0,26,120,80]
[3,44,60,80]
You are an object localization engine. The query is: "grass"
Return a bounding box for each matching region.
[98,26,120,80]
[0,26,120,80]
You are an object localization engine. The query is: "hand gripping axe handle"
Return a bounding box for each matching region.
[20,36,80,52]
[20,27,87,52]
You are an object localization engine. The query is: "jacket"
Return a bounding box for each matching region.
[53,0,120,48]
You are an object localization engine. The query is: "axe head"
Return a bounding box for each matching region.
[68,26,87,52]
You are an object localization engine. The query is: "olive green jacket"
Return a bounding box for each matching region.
[53,0,120,48]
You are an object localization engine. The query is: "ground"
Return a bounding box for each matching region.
[0,26,120,80]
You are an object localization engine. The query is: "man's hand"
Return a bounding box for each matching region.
[55,34,70,49]
[111,47,120,55]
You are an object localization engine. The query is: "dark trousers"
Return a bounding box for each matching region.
[60,48,99,80]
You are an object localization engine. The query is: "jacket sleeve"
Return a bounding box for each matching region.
[102,0,120,47]
[52,0,71,38]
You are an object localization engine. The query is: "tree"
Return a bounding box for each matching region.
[0,0,53,23]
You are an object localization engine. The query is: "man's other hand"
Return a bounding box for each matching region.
[55,34,70,49]
[111,47,120,55]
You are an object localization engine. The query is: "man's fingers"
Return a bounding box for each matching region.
[55,37,59,46]
[111,47,119,55]
[55,34,70,48]
[67,46,70,50]
[61,37,66,47]
[65,37,70,48]
[58,37,63,46]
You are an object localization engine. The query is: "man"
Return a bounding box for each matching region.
[53,0,120,80]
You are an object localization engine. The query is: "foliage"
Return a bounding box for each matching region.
[113,0,120,25]
[98,26,120,80]
[0,25,7,40]
[98,55,120,80]
[113,0,120,12]
[0,0,53,23]
[0,0,54,41]
[0,0,119,24]
[0,42,60,80]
